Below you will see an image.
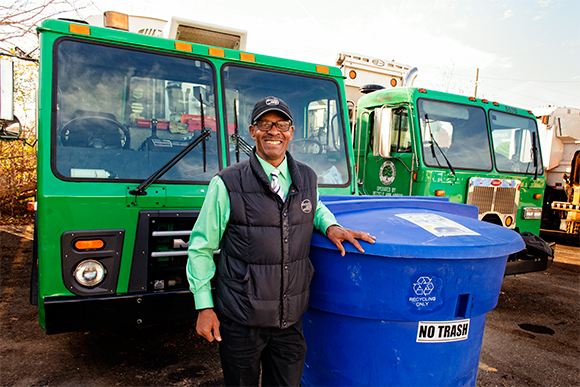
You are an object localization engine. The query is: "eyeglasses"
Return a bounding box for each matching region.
[253,120,292,132]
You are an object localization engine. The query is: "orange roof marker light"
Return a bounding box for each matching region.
[208,47,225,57]
[69,24,91,35]
[239,52,255,62]
[175,41,192,52]
[316,65,329,74]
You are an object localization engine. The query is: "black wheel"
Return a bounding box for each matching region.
[60,116,131,149]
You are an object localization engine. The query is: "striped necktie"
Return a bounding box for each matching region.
[271,169,285,202]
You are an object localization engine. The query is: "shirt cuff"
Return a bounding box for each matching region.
[193,290,214,310]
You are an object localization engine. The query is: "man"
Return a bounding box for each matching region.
[187,96,375,386]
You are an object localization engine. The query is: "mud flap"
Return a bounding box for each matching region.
[504,232,555,276]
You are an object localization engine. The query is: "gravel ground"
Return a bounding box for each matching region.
[1,224,578,386]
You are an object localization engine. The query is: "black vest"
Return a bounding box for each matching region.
[215,150,317,328]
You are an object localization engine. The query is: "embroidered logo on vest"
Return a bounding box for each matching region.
[301,199,312,214]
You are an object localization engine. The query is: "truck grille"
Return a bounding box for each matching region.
[129,210,198,293]
[466,178,520,227]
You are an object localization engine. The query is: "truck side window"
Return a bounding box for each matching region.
[391,108,411,153]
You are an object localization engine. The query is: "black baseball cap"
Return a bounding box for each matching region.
[251,96,293,123]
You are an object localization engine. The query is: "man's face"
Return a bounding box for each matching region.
[250,111,294,167]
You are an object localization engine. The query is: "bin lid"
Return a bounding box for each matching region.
[314,196,525,259]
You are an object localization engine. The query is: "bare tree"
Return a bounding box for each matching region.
[435,60,468,96]
[1,0,92,57]
[1,0,93,221]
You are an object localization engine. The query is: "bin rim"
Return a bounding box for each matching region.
[316,196,525,259]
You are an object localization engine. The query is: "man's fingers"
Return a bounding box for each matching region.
[196,309,221,342]
[197,326,214,342]
[347,229,376,243]
[213,325,222,342]
[349,238,365,254]
[333,240,346,257]
[326,226,376,256]
[357,231,376,244]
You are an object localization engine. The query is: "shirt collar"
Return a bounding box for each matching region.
[256,153,289,179]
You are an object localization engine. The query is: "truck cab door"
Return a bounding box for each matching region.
[358,107,414,196]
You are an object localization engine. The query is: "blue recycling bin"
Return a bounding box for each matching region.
[302,196,525,387]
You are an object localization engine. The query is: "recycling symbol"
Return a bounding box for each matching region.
[413,276,434,296]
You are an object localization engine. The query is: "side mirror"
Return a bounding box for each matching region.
[0,60,23,141]
[1,59,35,146]
[1,60,15,121]
[374,107,392,158]
[0,116,22,141]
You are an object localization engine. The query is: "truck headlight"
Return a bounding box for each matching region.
[522,207,542,220]
[73,260,106,287]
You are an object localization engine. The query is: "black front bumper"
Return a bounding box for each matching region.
[43,290,197,334]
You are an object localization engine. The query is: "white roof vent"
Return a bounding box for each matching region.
[167,17,247,50]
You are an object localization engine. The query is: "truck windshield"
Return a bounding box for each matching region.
[490,110,543,175]
[54,39,220,182]
[418,99,492,171]
[222,65,350,186]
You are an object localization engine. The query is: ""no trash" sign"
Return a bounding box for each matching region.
[416,319,470,343]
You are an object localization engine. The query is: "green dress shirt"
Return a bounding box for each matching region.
[186,154,339,310]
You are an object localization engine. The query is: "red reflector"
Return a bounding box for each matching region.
[434,190,445,197]
[491,179,502,187]
[533,193,542,200]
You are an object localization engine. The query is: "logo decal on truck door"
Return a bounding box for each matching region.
[379,160,396,186]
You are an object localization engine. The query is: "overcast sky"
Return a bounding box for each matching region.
[61,0,580,110]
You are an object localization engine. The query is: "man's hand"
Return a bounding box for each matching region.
[196,308,222,342]
[326,225,376,256]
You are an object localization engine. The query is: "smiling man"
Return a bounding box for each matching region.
[187,96,375,387]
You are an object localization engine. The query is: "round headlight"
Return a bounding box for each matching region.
[73,260,106,287]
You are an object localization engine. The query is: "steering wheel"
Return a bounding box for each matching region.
[60,116,131,149]
[291,138,323,155]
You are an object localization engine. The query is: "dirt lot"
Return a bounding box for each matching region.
[477,230,579,387]
[1,225,578,386]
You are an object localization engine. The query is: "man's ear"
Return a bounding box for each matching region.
[289,126,294,140]
[249,125,257,141]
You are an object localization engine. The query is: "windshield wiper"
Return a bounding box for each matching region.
[230,99,253,160]
[531,131,539,180]
[129,93,211,196]
[425,114,455,175]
